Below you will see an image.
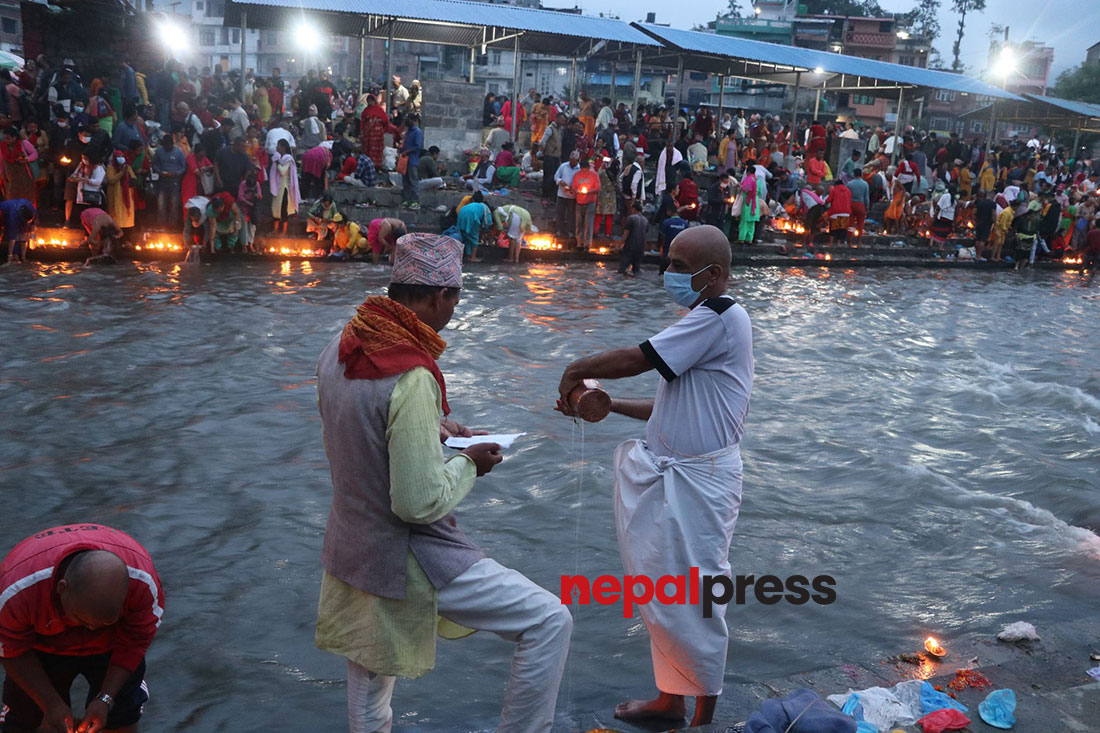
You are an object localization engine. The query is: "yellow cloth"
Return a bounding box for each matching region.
[105,164,134,229]
[993,206,1014,237]
[315,367,477,678]
[336,222,368,256]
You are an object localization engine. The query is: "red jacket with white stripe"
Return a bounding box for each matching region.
[0,524,164,672]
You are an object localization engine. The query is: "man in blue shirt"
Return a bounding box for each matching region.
[112,107,144,151]
[845,169,870,243]
[0,199,36,264]
[400,114,423,210]
[152,134,187,230]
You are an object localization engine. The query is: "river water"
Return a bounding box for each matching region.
[1,260,1098,731]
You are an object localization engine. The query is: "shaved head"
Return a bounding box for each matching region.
[668,225,732,278]
[60,550,129,628]
[666,225,732,306]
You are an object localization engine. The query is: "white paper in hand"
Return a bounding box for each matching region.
[444,433,526,450]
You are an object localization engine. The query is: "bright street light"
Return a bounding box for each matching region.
[996,46,1015,78]
[896,30,910,40]
[158,19,188,56]
[814,66,824,75]
[297,21,323,50]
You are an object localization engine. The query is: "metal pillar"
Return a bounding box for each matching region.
[358,35,365,94]
[674,54,684,115]
[238,10,247,100]
[1072,122,1083,160]
[717,74,725,126]
[791,71,801,134]
[569,57,577,106]
[384,21,395,114]
[985,98,997,156]
[916,97,924,131]
[813,88,821,120]
[632,49,642,123]
[468,47,475,84]
[511,36,521,141]
[891,88,904,165]
[609,63,616,107]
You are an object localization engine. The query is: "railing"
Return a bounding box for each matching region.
[844,31,895,47]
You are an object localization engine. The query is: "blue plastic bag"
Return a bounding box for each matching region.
[979,689,1016,729]
[921,682,968,714]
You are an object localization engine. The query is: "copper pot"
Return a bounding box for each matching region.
[568,379,611,423]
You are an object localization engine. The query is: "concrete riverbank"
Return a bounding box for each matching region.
[572,615,1100,732]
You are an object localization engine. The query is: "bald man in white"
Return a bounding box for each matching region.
[558,226,753,726]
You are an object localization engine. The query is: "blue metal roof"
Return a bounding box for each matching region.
[1025,94,1100,120]
[227,0,658,52]
[634,23,1023,101]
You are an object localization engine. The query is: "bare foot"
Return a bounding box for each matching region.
[614,693,686,721]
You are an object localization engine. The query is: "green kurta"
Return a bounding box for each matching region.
[315,367,477,678]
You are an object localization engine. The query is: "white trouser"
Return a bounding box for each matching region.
[1030,237,1050,264]
[347,558,572,733]
[418,177,444,191]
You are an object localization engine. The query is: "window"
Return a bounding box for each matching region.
[878,21,892,33]
[934,90,956,102]
[205,1,225,17]
[1,18,17,34]
[196,1,203,9]
[852,94,875,106]
[897,55,915,66]
[491,50,502,65]
[231,27,240,44]
[219,27,228,44]
[969,120,986,133]
[688,71,708,81]
[724,77,738,89]
[199,29,215,47]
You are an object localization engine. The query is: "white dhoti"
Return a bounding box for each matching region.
[613,438,743,696]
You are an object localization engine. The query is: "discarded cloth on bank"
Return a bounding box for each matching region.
[827,679,968,731]
[745,688,857,733]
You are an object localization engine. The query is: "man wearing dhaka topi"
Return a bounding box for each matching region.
[557,225,753,726]
[314,233,573,733]
[0,524,165,733]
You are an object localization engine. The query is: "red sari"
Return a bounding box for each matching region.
[360,104,396,167]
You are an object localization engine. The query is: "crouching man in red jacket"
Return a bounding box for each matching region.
[0,525,164,733]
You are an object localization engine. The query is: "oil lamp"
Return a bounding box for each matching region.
[924,636,946,657]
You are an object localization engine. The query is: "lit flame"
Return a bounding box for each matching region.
[595,247,610,254]
[924,637,945,656]
[824,253,832,261]
[771,219,806,235]
[1063,256,1083,265]
[526,235,561,251]
[60,156,71,165]
[266,245,319,257]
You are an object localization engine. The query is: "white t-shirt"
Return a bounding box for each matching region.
[265,127,296,156]
[937,192,956,221]
[641,296,754,457]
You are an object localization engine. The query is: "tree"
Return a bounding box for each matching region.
[902,0,941,40]
[950,0,986,71]
[1051,63,1100,105]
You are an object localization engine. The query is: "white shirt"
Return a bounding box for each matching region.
[554,162,579,199]
[228,106,250,140]
[883,135,902,155]
[937,192,956,221]
[265,127,296,156]
[642,296,754,457]
[840,129,861,140]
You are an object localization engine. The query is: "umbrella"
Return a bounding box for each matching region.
[0,50,25,71]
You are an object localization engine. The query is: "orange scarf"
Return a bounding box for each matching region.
[338,296,450,414]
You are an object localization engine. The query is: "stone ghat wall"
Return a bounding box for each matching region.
[419,80,486,163]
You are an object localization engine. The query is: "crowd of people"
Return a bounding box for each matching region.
[1,51,1098,271]
[0,52,445,263]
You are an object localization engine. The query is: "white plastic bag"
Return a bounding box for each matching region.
[997,621,1039,642]
[827,684,921,731]
[382,146,398,171]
